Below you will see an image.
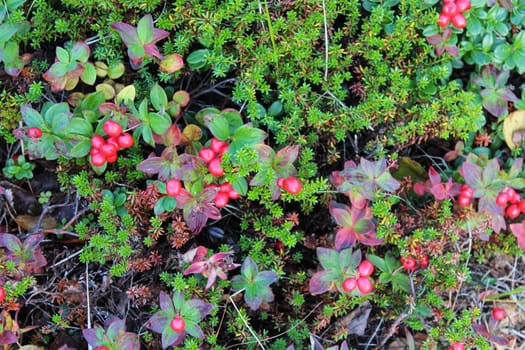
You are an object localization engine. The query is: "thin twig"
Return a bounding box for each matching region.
[51,249,83,268]
[86,262,93,350]
[321,0,329,81]
[228,289,265,349]
[374,312,410,349]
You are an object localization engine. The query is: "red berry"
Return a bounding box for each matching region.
[459,185,473,198]
[442,2,457,16]
[95,347,109,350]
[27,127,43,138]
[448,342,465,350]
[282,176,302,195]
[208,158,225,177]
[214,192,230,208]
[455,0,471,12]
[0,287,5,303]
[100,143,118,159]
[106,152,118,163]
[276,177,285,187]
[505,204,521,219]
[492,307,506,321]
[166,179,182,197]
[438,13,451,28]
[218,144,229,155]
[106,136,120,149]
[496,192,509,207]
[419,254,429,269]
[210,137,228,154]
[342,277,357,293]
[509,192,521,204]
[451,13,467,29]
[91,153,107,167]
[356,276,374,294]
[357,260,375,277]
[170,316,185,333]
[219,182,233,193]
[91,134,106,149]
[274,240,283,251]
[457,194,471,207]
[401,257,417,271]
[228,189,241,200]
[199,147,216,163]
[518,199,525,214]
[103,120,123,138]
[117,133,134,148]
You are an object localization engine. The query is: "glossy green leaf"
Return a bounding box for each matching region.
[148,112,171,134]
[150,84,168,111]
[69,140,91,157]
[81,63,96,85]
[204,113,230,140]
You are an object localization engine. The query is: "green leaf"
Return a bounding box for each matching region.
[0,23,19,43]
[137,14,154,44]
[232,125,266,146]
[391,272,411,293]
[81,63,96,85]
[240,257,258,282]
[366,254,386,271]
[51,113,71,132]
[69,140,91,157]
[154,196,177,215]
[56,46,69,63]
[21,105,44,128]
[71,42,90,62]
[116,85,136,105]
[2,41,19,63]
[141,125,155,146]
[148,112,171,134]
[221,110,244,133]
[231,176,248,196]
[44,103,70,125]
[150,84,168,111]
[67,118,93,136]
[186,49,209,70]
[204,113,230,140]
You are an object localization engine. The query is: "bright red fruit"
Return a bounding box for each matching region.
[214,192,230,208]
[442,2,457,16]
[276,177,285,187]
[117,133,134,148]
[199,148,216,163]
[455,0,471,11]
[496,192,509,207]
[357,260,375,277]
[91,134,106,149]
[208,158,225,177]
[451,13,467,29]
[460,185,473,198]
[437,13,451,28]
[356,276,373,294]
[457,194,471,207]
[228,189,241,200]
[100,143,118,159]
[27,127,43,138]
[166,179,182,197]
[106,136,120,149]
[91,153,107,167]
[220,182,233,193]
[419,254,429,269]
[95,347,109,350]
[448,342,464,350]
[106,152,118,163]
[342,277,357,292]
[505,204,521,219]
[282,176,302,195]
[492,307,506,321]
[0,287,5,302]
[210,137,228,154]
[401,257,417,271]
[518,199,525,213]
[170,316,185,333]
[103,120,123,138]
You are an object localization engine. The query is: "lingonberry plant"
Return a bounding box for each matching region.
[82,317,140,350]
[145,291,213,348]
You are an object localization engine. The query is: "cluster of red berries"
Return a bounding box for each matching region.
[438,0,470,29]
[457,184,474,207]
[447,342,464,350]
[492,307,506,321]
[27,127,43,139]
[210,182,241,208]
[90,120,134,167]
[496,187,524,219]
[342,260,375,295]
[199,137,229,177]
[277,176,303,195]
[401,254,429,272]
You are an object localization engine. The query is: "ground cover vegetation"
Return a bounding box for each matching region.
[0,0,524,348]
